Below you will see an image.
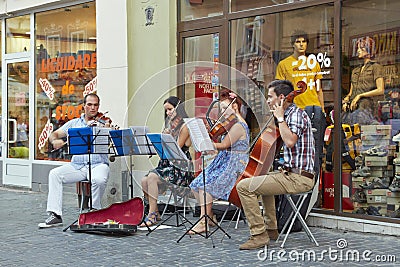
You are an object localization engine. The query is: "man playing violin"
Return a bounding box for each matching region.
[38,93,110,228]
[237,80,315,250]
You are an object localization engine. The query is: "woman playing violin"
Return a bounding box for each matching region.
[140,96,194,227]
[189,91,249,234]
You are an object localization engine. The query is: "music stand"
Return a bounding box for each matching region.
[109,127,156,198]
[144,133,192,235]
[177,118,231,246]
[63,126,114,232]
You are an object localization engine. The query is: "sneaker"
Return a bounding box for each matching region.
[389,176,400,192]
[351,190,367,203]
[38,212,63,228]
[352,207,366,214]
[360,178,389,189]
[352,167,371,177]
[393,132,400,142]
[366,206,382,216]
[239,231,270,250]
[389,208,400,218]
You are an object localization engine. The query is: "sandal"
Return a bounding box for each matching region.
[189,220,207,235]
[208,215,218,227]
[139,211,158,227]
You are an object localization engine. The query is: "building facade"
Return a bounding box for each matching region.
[1,0,400,232]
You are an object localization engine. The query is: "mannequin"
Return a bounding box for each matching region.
[342,36,384,125]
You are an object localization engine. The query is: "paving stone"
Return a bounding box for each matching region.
[0,187,399,266]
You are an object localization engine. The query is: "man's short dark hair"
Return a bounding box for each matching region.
[290,30,309,45]
[84,93,100,104]
[267,80,294,97]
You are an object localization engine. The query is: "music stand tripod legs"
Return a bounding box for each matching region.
[145,186,190,236]
[177,154,231,246]
[63,132,95,232]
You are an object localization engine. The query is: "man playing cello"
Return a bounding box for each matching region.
[237,80,315,250]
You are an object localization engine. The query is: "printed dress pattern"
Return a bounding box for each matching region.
[190,122,249,200]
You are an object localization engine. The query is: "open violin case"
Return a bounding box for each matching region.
[70,197,144,235]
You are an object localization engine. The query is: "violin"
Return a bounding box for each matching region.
[88,111,112,127]
[209,114,238,142]
[206,97,238,142]
[228,81,307,208]
[164,114,184,137]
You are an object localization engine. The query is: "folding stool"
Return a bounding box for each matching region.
[276,191,319,248]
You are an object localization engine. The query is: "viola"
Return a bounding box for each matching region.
[209,113,238,142]
[228,81,307,208]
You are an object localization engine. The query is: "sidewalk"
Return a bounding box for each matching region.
[0,187,398,266]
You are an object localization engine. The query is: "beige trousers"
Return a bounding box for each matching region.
[236,170,314,236]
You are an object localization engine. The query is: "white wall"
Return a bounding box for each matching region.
[95,0,128,128]
[127,0,177,178]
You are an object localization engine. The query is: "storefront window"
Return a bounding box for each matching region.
[35,2,96,161]
[341,0,400,219]
[230,0,302,12]
[179,0,223,21]
[231,4,334,208]
[6,15,31,53]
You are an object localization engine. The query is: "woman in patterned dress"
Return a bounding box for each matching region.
[189,92,249,234]
[140,96,193,227]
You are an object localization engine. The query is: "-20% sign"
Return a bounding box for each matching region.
[297,52,331,70]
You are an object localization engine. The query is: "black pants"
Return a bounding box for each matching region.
[304,106,326,176]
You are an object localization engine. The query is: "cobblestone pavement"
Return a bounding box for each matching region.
[0,187,399,267]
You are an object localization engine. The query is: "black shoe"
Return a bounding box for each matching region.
[389,208,400,218]
[366,206,382,216]
[38,212,63,228]
[352,207,367,214]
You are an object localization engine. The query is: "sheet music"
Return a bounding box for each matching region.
[130,126,157,155]
[92,127,112,153]
[146,133,188,161]
[183,118,215,152]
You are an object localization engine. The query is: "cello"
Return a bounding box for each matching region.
[227,81,307,208]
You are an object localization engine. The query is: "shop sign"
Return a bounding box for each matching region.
[40,52,97,72]
[38,119,53,149]
[349,28,399,59]
[38,78,55,100]
[83,76,97,96]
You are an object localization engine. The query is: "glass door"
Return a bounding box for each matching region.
[2,59,31,187]
[180,27,225,175]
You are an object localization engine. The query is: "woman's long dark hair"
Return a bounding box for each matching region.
[163,96,188,119]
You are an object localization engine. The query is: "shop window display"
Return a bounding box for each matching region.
[231,4,334,211]
[34,2,96,161]
[342,0,400,219]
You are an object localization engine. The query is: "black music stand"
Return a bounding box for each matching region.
[109,127,156,198]
[63,126,114,232]
[144,133,192,235]
[177,118,231,247]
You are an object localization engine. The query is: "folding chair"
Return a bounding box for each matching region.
[159,185,191,226]
[276,191,319,248]
[218,201,246,229]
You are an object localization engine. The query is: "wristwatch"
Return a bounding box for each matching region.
[277,117,285,123]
